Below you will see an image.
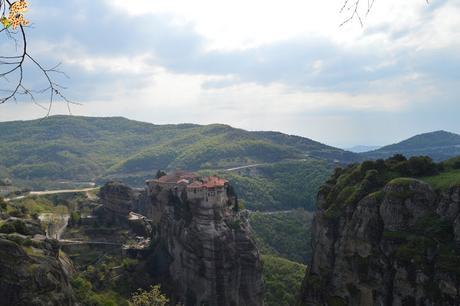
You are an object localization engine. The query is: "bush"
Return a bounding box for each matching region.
[0,222,16,234]
[129,285,169,306]
[453,160,460,170]
[69,211,81,227]
[122,258,138,272]
[388,154,407,163]
[0,220,28,235]
[0,197,6,210]
[406,156,438,176]
[9,210,25,218]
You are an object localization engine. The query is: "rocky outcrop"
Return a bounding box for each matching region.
[97,181,142,225]
[99,181,137,216]
[100,179,264,306]
[299,177,460,306]
[0,235,75,306]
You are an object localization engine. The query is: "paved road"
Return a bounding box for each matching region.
[30,187,98,196]
[5,187,98,202]
[225,164,265,172]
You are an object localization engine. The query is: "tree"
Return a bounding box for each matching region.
[129,285,169,306]
[0,0,74,113]
[155,170,167,179]
[0,197,6,211]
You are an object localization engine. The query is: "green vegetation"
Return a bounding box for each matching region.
[6,192,89,218]
[320,155,443,219]
[421,169,460,191]
[382,213,458,272]
[0,115,353,180]
[70,254,152,306]
[0,115,356,210]
[72,275,129,306]
[362,130,460,161]
[0,219,28,235]
[250,210,313,263]
[262,255,307,306]
[129,285,169,306]
[0,197,6,211]
[201,159,333,210]
[322,155,460,282]
[419,156,460,191]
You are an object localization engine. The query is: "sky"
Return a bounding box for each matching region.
[0,0,459,147]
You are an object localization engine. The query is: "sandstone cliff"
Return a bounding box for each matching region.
[0,234,75,306]
[298,156,460,306]
[99,176,264,306]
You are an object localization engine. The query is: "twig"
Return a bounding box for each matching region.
[0,0,74,115]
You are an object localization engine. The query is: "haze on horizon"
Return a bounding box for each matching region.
[0,0,459,147]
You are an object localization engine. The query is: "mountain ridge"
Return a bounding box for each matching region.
[0,115,354,211]
[362,130,460,161]
[0,115,356,177]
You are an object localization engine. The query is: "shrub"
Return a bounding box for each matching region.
[406,156,438,176]
[129,285,169,306]
[69,211,81,227]
[388,154,407,163]
[453,160,460,170]
[0,220,28,235]
[0,197,6,210]
[122,258,138,272]
[0,222,16,234]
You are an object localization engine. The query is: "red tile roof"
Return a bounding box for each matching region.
[155,171,197,184]
[154,172,227,189]
[203,176,227,188]
[186,176,227,189]
[187,181,204,188]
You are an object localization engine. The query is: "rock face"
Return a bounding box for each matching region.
[98,181,138,216]
[0,235,75,306]
[100,176,264,306]
[298,177,460,306]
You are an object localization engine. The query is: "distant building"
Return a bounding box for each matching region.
[146,171,230,207]
[0,178,17,196]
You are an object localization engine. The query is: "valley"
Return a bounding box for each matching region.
[2,116,460,305]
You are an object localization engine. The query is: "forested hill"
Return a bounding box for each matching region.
[361,130,460,161]
[0,116,358,210]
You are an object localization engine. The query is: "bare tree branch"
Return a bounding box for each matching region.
[340,0,375,27]
[0,0,75,115]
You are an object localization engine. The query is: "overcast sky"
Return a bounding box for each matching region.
[0,0,459,147]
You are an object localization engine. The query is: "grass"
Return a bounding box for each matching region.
[421,169,460,191]
[23,246,46,258]
[388,177,417,185]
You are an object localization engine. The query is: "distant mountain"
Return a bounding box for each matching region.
[361,130,460,161]
[345,145,381,153]
[0,115,359,210]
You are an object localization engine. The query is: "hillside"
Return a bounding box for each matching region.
[250,209,313,263]
[362,130,460,161]
[0,115,357,210]
[346,145,381,153]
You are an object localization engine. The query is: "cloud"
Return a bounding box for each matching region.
[1,0,459,147]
